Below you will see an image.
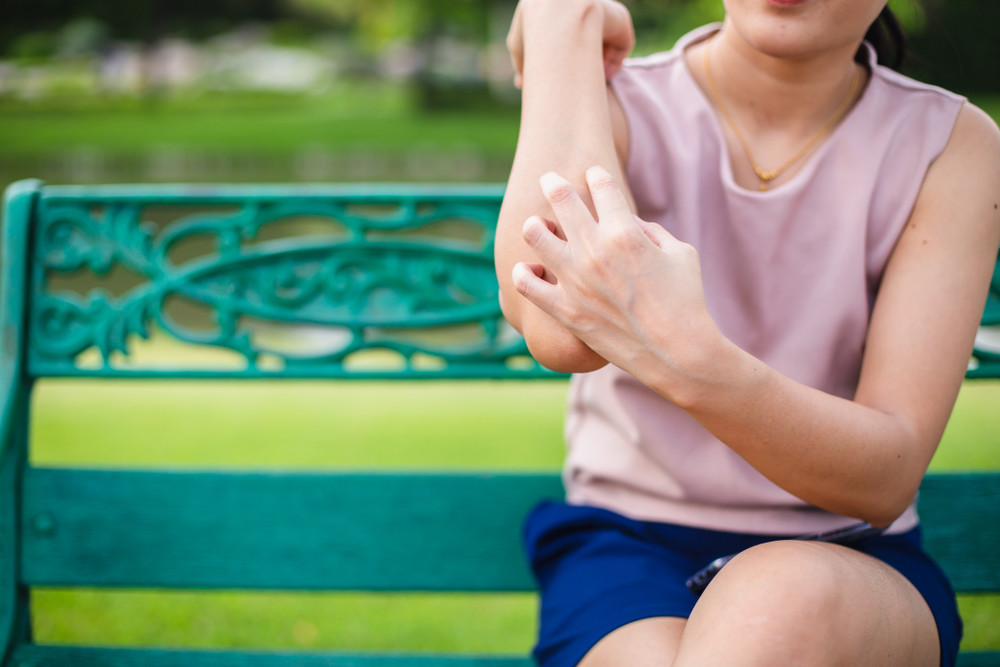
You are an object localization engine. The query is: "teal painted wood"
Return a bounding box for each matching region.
[0,180,41,666]
[10,645,535,667]
[0,439,27,667]
[40,182,508,202]
[21,468,564,591]
[20,467,1000,594]
[970,253,1000,377]
[916,473,1000,592]
[0,180,39,458]
[957,654,1000,667]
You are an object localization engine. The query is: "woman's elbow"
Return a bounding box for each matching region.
[855,477,923,530]
[506,303,607,373]
[525,334,608,373]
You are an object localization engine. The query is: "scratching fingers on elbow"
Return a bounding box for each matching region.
[496,264,607,373]
[514,304,607,373]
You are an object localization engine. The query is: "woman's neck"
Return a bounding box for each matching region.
[699,21,865,138]
[685,21,868,190]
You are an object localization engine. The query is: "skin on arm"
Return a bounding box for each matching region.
[517,104,1000,527]
[495,0,634,373]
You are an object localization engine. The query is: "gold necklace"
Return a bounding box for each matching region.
[702,42,861,191]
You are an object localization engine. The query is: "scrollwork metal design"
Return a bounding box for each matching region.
[28,188,542,377]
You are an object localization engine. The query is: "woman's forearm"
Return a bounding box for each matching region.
[658,335,937,528]
[496,0,629,373]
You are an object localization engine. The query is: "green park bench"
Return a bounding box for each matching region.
[2,178,999,666]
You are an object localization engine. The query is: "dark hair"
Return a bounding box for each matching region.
[862,6,907,71]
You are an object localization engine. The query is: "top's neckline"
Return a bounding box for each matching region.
[672,24,876,198]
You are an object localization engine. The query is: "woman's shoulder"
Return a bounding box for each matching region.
[859,58,970,160]
[618,24,719,75]
[937,100,1000,176]
[866,55,966,108]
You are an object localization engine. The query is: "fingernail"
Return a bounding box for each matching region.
[539,171,566,191]
[586,165,611,180]
[512,263,530,292]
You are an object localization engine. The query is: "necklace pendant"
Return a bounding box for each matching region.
[754,168,777,192]
[754,167,779,182]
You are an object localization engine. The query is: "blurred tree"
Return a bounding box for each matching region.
[2,0,996,96]
[288,0,515,109]
[901,0,1000,95]
[0,0,284,55]
[626,0,724,54]
[289,0,491,51]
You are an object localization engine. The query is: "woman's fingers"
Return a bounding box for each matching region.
[537,167,651,251]
[601,0,635,79]
[585,166,632,226]
[539,171,604,246]
[522,214,566,264]
[512,261,560,312]
[508,0,633,85]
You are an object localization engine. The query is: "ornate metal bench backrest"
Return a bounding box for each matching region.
[15,182,553,380]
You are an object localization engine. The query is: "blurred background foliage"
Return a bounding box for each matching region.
[0,0,997,186]
[2,0,996,91]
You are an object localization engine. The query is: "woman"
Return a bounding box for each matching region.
[494,1,1000,665]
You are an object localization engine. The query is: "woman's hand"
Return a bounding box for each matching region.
[506,0,635,89]
[512,166,717,385]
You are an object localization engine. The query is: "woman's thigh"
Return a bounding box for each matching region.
[674,540,940,666]
[578,617,686,667]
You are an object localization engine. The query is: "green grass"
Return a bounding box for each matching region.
[31,589,539,654]
[931,379,1000,471]
[25,377,1000,653]
[29,380,567,470]
[0,86,520,158]
[2,89,995,161]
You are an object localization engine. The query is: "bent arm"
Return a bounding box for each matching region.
[495,0,632,373]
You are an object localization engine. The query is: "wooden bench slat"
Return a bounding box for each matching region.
[13,646,535,667]
[22,467,1000,595]
[21,467,562,592]
[917,473,1000,593]
[957,653,1000,667]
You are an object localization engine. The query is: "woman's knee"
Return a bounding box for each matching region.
[701,540,850,628]
[675,541,878,665]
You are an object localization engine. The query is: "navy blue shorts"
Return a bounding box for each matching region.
[525,501,962,667]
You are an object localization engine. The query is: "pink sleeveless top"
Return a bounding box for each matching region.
[565,25,965,535]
